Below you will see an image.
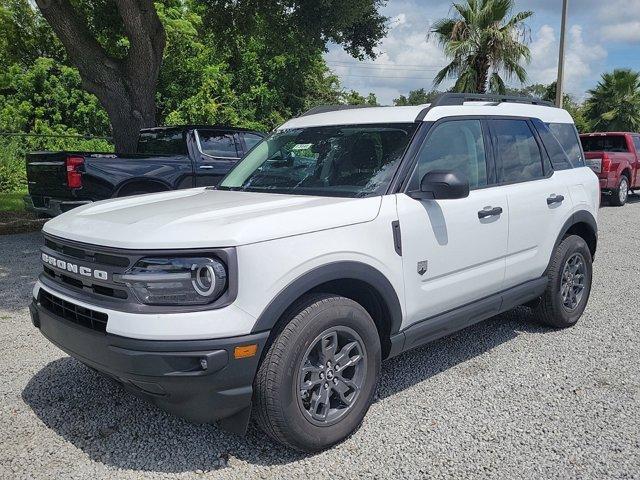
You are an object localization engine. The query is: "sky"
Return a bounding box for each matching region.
[323,0,640,105]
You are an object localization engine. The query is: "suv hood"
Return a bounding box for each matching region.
[42,188,382,249]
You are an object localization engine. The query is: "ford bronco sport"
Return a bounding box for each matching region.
[30,93,599,452]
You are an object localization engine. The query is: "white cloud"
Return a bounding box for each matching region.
[528,24,607,97]
[324,5,451,104]
[323,0,625,104]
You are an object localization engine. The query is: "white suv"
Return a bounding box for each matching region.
[30,94,599,452]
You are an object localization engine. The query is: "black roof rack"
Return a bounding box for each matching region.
[299,104,374,117]
[415,92,555,121]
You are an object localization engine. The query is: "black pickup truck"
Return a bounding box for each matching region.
[24,125,265,216]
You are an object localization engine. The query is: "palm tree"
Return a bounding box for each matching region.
[584,69,640,132]
[431,0,533,94]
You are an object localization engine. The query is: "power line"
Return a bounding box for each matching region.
[327,63,445,72]
[326,60,446,68]
[336,73,437,81]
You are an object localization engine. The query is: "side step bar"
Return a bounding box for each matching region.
[388,277,548,357]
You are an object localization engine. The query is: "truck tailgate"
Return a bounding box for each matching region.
[26,152,74,197]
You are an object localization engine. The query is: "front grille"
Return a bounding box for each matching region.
[43,266,128,300]
[44,237,130,267]
[39,289,108,333]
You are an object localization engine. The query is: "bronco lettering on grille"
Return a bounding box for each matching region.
[42,252,108,280]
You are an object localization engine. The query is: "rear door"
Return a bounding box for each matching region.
[489,118,573,289]
[396,118,508,327]
[194,129,243,186]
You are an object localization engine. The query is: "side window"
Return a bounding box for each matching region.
[633,136,640,153]
[547,122,585,167]
[534,120,572,171]
[243,133,263,151]
[196,130,240,159]
[492,119,544,183]
[410,119,488,190]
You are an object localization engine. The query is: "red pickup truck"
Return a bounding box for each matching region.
[580,132,640,206]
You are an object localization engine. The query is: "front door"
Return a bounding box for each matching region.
[396,119,508,329]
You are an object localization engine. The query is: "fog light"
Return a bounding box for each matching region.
[200,358,208,370]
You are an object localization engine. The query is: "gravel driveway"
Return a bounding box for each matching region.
[1,202,639,479]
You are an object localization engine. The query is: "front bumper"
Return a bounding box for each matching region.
[24,195,92,217]
[29,297,269,431]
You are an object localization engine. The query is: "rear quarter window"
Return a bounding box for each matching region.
[546,123,585,167]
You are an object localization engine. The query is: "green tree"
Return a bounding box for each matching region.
[584,69,640,132]
[394,88,440,106]
[431,0,532,94]
[342,91,379,106]
[32,0,388,152]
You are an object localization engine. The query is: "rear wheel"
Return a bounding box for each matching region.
[253,294,380,452]
[611,175,629,206]
[534,235,593,328]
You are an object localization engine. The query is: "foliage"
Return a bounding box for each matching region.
[584,69,640,132]
[431,0,532,94]
[341,91,379,106]
[394,88,441,106]
[0,57,111,136]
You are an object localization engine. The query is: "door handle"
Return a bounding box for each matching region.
[547,194,564,205]
[199,165,215,170]
[478,206,503,219]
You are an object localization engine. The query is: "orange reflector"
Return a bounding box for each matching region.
[234,344,258,359]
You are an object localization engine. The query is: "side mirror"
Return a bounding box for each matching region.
[409,170,470,200]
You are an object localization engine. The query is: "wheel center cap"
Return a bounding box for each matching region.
[326,370,335,380]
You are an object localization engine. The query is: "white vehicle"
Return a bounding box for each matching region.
[30,94,599,452]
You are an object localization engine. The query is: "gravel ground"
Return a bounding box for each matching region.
[1,202,639,479]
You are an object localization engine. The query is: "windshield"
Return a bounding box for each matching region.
[218,123,418,197]
[137,129,186,154]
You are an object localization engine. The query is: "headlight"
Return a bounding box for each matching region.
[118,256,228,305]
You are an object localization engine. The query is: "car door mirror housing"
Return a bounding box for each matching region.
[408,170,470,200]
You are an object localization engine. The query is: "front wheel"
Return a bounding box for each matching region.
[253,294,381,452]
[534,235,593,328]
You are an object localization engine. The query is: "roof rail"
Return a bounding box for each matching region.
[299,104,373,117]
[415,92,555,121]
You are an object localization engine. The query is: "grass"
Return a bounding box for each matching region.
[0,191,26,212]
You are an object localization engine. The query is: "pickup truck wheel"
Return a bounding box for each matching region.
[534,235,592,328]
[611,176,629,206]
[253,294,381,452]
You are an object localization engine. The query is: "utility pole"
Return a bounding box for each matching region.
[556,0,569,107]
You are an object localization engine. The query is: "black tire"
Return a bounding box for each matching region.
[610,175,629,206]
[253,294,381,452]
[534,235,592,328]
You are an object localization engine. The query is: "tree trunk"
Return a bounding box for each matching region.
[35,0,165,153]
[475,57,489,94]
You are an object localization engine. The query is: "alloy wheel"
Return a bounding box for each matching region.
[297,326,367,426]
[560,252,586,310]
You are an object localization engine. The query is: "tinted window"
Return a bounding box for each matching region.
[633,136,640,152]
[197,131,239,158]
[493,120,544,183]
[243,133,263,151]
[581,135,629,152]
[411,120,487,190]
[137,130,186,154]
[534,120,571,171]
[547,123,584,167]
[219,123,418,197]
